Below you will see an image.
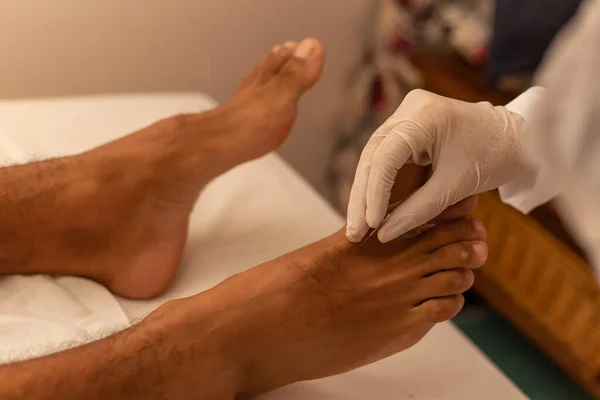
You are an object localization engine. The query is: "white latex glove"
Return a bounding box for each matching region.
[346,89,526,243]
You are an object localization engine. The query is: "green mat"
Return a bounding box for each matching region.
[454,307,592,400]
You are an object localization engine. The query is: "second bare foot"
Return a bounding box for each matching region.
[25,39,325,299]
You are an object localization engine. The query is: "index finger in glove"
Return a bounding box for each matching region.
[346,120,398,242]
[365,130,414,229]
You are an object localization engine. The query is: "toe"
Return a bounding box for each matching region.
[257,41,299,83]
[409,219,486,254]
[413,294,465,323]
[416,240,488,277]
[239,41,299,90]
[415,268,474,303]
[273,37,325,99]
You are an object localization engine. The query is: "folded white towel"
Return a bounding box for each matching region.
[0,275,130,363]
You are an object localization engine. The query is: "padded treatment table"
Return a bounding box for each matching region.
[0,93,528,399]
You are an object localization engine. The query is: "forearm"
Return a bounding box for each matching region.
[0,299,240,400]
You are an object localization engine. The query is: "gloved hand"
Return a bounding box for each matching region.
[346,89,526,243]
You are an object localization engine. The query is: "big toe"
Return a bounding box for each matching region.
[273,37,325,100]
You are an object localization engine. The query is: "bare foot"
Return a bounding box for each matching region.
[25,39,325,299]
[187,38,326,166]
[175,218,488,396]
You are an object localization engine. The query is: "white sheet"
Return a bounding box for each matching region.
[0,93,527,399]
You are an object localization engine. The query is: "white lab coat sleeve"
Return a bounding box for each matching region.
[498,87,561,213]
[517,0,600,273]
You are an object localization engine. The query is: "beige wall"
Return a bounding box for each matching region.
[0,0,374,195]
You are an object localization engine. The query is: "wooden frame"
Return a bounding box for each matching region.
[473,192,600,397]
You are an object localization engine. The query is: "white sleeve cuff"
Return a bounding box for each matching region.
[504,86,546,120]
[498,86,559,213]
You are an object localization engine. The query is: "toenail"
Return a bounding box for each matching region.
[472,241,487,258]
[294,38,318,60]
[473,219,485,234]
[272,44,282,53]
[460,248,470,261]
[284,41,296,49]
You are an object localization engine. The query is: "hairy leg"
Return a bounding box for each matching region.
[0,217,487,400]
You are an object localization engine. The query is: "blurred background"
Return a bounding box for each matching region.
[1,0,598,398]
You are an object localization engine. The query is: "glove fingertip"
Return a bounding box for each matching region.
[366,212,383,229]
[346,225,369,243]
[378,207,433,242]
[377,229,394,243]
[377,217,412,243]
